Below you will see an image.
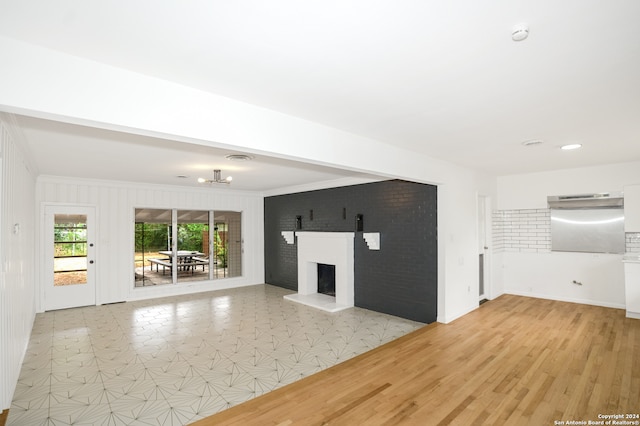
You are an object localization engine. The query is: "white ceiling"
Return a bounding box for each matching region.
[1,0,640,189]
[13,115,378,192]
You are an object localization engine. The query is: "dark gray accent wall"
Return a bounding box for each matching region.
[264,180,437,323]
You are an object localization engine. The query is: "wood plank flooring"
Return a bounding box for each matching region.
[191,295,640,425]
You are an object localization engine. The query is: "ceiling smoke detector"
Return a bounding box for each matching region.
[512,23,529,42]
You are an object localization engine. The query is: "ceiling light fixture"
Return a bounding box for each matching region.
[561,144,583,151]
[197,169,232,184]
[512,23,529,42]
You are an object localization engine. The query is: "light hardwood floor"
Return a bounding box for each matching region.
[192,295,640,425]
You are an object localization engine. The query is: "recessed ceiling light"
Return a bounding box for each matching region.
[561,144,582,150]
[225,154,254,161]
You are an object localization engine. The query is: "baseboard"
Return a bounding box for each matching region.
[489,290,505,300]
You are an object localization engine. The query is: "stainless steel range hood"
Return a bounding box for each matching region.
[548,191,625,253]
[547,192,624,209]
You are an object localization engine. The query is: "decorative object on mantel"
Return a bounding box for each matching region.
[281,231,295,244]
[363,232,380,250]
[355,214,364,232]
[197,169,232,185]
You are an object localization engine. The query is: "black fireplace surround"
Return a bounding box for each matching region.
[264,179,437,323]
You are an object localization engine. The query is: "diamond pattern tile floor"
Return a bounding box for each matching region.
[8,284,423,425]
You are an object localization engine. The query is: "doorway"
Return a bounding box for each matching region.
[477,195,491,302]
[44,205,96,310]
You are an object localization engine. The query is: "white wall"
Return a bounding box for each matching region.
[497,161,640,210]
[503,252,625,308]
[438,171,497,322]
[0,35,497,324]
[0,114,37,411]
[496,161,640,308]
[36,176,265,309]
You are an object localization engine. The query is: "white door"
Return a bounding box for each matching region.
[44,205,96,310]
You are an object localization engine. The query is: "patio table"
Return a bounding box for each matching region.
[157,250,207,272]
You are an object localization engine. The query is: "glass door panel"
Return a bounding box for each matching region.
[134,208,173,287]
[177,210,210,283]
[213,211,242,278]
[54,215,88,286]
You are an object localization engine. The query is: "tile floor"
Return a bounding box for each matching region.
[9,284,423,425]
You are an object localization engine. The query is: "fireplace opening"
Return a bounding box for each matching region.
[317,263,336,297]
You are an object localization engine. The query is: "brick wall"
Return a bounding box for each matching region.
[626,232,640,254]
[492,209,551,253]
[264,180,438,323]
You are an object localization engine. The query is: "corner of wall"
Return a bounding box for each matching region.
[0,115,38,410]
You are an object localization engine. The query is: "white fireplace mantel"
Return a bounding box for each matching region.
[283,231,355,312]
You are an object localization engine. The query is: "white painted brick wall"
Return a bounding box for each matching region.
[626,232,640,253]
[494,212,640,254]
[492,209,551,253]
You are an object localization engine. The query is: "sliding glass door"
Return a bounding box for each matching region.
[134,208,241,287]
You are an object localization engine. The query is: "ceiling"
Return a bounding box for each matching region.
[1,0,640,189]
[13,114,380,192]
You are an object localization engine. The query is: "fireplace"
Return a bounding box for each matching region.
[283,232,354,312]
[317,263,336,296]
